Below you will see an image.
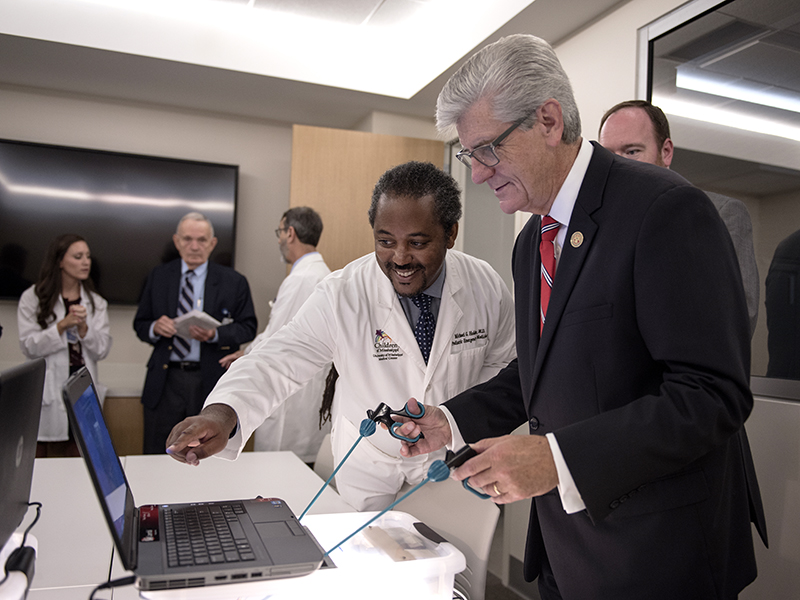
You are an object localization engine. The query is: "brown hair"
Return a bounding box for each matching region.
[34,234,97,329]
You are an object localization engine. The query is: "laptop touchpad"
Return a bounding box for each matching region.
[255,521,295,538]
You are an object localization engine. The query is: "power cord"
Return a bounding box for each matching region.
[1,501,42,595]
[88,546,135,600]
[88,576,135,600]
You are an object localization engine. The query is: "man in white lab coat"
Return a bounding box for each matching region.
[166,161,516,510]
[219,206,332,464]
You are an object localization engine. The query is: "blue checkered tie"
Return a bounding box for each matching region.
[411,293,435,364]
[173,270,194,359]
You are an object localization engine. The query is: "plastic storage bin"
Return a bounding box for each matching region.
[141,510,466,600]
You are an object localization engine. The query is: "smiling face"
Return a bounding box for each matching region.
[372,193,457,297]
[60,240,91,283]
[456,97,567,216]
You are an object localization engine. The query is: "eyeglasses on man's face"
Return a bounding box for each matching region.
[456,112,534,169]
[274,226,288,238]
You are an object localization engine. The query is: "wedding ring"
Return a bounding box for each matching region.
[493,483,501,496]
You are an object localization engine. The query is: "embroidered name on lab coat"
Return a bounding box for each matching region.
[451,328,487,347]
[373,329,404,361]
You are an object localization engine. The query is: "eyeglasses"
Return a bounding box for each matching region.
[455,112,534,169]
[274,226,288,238]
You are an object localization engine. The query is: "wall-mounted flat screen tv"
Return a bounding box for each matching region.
[0,139,238,305]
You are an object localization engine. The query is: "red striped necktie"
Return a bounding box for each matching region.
[540,216,560,335]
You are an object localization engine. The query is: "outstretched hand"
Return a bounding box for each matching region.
[165,404,238,466]
[397,398,453,458]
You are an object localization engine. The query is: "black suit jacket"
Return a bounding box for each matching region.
[447,143,765,599]
[133,259,257,409]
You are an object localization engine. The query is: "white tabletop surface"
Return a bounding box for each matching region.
[18,452,354,600]
[121,452,351,513]
[22,457,116,591]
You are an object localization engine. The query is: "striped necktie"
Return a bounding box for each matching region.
[540,216,560,335]
[173,270,194,359]
[411,293,435,364]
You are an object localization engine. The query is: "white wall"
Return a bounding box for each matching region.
[0,85,294,394]
[556,0,686,140]
[0,90,439,395]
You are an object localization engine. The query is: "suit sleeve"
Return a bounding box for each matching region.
[713,195,759,336]
[214,273,257,349]
[556,186,753,522]
[446,358,528,441]
[133,269,159,345]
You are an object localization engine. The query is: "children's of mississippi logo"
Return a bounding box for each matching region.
[373,329,403,361]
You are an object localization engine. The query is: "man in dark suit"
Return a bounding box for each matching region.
[134,212,256,454]
[598,99,760,337]
[399,34,765,599]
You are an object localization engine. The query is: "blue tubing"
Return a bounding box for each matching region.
[323,459,452,556]
[426,459,450,482]
[299,419,377,521]
[324,477,430,557]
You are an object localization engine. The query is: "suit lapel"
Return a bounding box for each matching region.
[532,143,612,383]
[167,260,181,317]
[204,262,219,315]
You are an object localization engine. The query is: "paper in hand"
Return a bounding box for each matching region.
[173,309,221,340]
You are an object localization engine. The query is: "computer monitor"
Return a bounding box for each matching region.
[0,359,45,549]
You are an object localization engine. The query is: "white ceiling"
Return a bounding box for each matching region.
[0,0,625,129]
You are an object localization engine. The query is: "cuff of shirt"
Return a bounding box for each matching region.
[545,432,586,514]
[440,406,466,451]
[149,322,159,343]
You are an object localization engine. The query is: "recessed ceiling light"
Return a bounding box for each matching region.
[1,0,535,99]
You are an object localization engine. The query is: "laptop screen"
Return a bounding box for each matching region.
[71,383,128,539]
[0,359,45,549]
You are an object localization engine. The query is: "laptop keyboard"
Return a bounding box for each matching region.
[163,503,256,568]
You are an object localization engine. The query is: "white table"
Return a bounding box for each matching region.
[16,452,353,600]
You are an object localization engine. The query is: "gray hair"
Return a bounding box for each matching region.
[177,211,215,238]
[436,34,581,144]
[283,206,323,247]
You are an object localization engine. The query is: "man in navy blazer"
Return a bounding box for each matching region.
[134,212,256,454]
[399,35,765,599]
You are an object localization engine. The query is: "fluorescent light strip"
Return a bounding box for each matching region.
[676,67,800,114]
[656,97,800,142]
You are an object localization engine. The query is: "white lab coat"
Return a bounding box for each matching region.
[247,252,332,462]
[208,250,516,510]
[17,284,112,441]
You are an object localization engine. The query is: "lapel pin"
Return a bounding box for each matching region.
[570,232,584,248]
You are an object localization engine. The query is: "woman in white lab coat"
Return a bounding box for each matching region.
[18,234,112,457]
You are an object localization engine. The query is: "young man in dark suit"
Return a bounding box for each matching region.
[399,34,765,599]
[134,212,256,454]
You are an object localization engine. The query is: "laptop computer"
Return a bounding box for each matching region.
[0,359,45,551]
[61,366,325,591]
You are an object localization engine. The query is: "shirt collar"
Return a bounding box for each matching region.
[290,251,319,272]
[181,260,208,277]
[548,137,594,230]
